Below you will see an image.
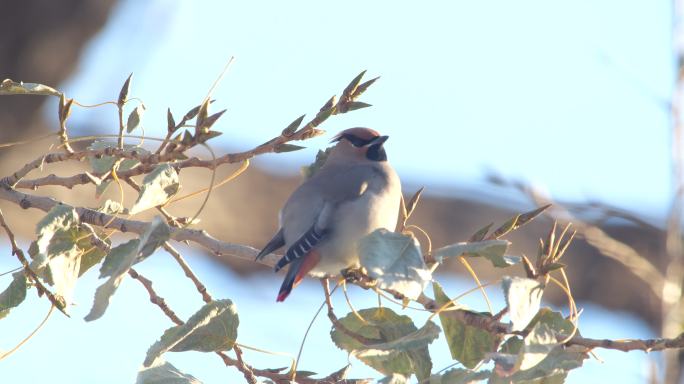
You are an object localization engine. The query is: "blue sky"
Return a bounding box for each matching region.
[61,0,675,216]
[4,0,674,382]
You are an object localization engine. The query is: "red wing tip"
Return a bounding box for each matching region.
[276,291,289,302]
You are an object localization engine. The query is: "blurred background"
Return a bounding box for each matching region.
[0,0,680,383]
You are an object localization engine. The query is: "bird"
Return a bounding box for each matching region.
[256,127,402,302]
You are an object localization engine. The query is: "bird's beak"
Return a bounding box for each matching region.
[369,135,389,146]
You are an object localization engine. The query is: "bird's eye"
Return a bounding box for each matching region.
[343,134,372,147]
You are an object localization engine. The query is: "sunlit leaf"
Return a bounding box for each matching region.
[433,282,497,369]
[502,277,544,332]
[129,164,180,215]
[136,360,202,384]
[33,206,83,312]
[144,299,239,367]
[358,229,431,300]
[330,307,433,381]
[97,199,126,215]
[0,79,61,96]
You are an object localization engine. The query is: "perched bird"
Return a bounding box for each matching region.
[256,127,402,301]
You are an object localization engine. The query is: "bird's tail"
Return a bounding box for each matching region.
[276,250,320,302]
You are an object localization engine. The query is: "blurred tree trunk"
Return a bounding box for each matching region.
[0,0,118,143]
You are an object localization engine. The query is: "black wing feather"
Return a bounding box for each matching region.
[255,228,285,260]
[274,226,325,272]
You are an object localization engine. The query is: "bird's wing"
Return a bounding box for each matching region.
[313,163,382,203]
[255,227,285,261]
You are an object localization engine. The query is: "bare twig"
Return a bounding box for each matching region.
[163,242,212,303]
[233,345,258,384]
[0,208,68,315]
[128,268,184,325]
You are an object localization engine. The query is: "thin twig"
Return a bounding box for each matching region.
[163,242,212,303]
[0,208,68,315]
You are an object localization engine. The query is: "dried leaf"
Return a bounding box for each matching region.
[0,79,61,96]
[167,108,176,133]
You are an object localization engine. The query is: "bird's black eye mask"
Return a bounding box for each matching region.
[335,133,375,148]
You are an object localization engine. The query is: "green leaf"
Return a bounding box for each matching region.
[432,282,497,369]
[358,229,431,300]
[282,114,305,136]
[301,147,332,179]
[353,76,380,98]
[118,73,133,106]
[273,143,306,153]
[491,214,520,239]
[85,217,166,321]
[330,307,433,381]
[84,240,138,322]
[468,223,493,242]
[358,320,440,353]
[144,299,239,367]
[99,239,140,278]
[502,277,545,332]
[74,226,109,277]
[346,101,372,111]
[129,164,180,215]
[136,360,202,384]
[33,206,83,312]
[433,240,517,268]
[429,368,490,383]
[0,79,61,96]
[517,322,557,371]
[342,70,367,98]
[0,272,28,319]
[528,308,576,337]
[137,216,171,260]
[88,141,145,197]
[126,104,146,133]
